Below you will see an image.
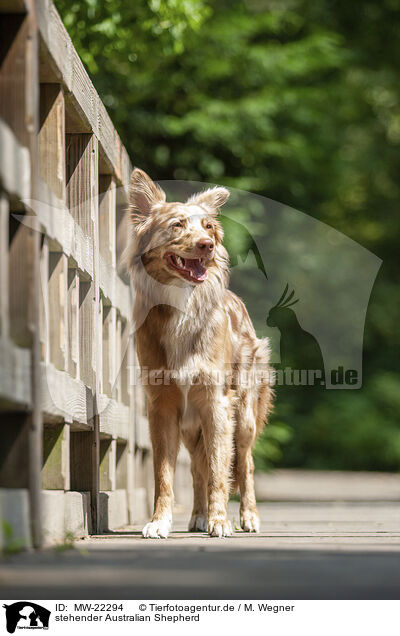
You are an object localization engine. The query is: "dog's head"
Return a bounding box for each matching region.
[129,168,230,287]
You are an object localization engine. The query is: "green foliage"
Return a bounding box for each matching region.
[53,531,75,553]
[254,422,293,471]
[54,0,400,471]
[278,373,400,471]
[1,520,25,555]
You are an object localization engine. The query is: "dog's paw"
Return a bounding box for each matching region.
[142,517,171,539]
[240,510,260,533]
[188,513,208,532]
[208,517,233,538]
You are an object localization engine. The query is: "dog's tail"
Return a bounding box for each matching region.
[254,337,275,436]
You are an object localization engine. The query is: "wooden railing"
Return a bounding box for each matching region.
[0,0,192,550]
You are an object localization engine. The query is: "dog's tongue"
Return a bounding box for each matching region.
[185,258,207,281]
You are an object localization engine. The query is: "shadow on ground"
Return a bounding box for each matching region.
[2,498,399,600]
[1,542,400,600]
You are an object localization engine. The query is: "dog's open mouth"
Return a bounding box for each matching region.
[166,253,208,283]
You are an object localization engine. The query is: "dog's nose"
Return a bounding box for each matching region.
[196,238,214,252]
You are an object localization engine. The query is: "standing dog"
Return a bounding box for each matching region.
[127,168,274,538]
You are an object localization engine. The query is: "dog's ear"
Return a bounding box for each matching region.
[129,168,166,224]
[187,186,230,213]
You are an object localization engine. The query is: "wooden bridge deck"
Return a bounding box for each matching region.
[1,471,399,600]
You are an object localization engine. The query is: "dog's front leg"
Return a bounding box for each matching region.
[200,390,234,538]
[142,406,179,539]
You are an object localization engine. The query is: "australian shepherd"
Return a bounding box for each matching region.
[127,168,274,538]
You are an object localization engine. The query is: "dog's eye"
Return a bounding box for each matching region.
[172,221,183,228]
[206,223,213,229]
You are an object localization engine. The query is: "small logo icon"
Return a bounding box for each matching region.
[3,602,51,634]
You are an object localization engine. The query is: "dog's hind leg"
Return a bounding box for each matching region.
[235,392,260,533]
[188,438,208,532]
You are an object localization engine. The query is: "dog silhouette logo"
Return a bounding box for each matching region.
[3,602,50,633]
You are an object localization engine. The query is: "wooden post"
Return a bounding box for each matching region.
[26,1,43,549]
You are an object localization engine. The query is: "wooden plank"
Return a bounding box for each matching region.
[36,0,132,188]
[135,415,151,450]
[99,438,116,491]
[115,204,130,284]
[0,1,29,13]
[91,135,100,384]
[91,414,100,533]
[70,431,95,490]
[66,133,96,236]
[0,337,31,408]
[36,177,93,279]
[70,427,99,531]
[116,441,128,490]
[78,280,94,389]
[37,0,72,91]
[101,304,115,397]
[98,395,129,440]
[126,326,135,523]
[0,118,30,202]
[41,422,70,490]
[66,133,98,389]
[8,211,34,347]
[97,295,103,395]
[67,267,79,379]
[66,130,99,530]
[69,45,98,136]
[40,361,92,425]
[120,318,130,406]
[39,235,49,363]
[92,138,101,533]
[133,348,150,449]
[0,414,30,488]
[25,0,44,550]
[115,132,132,191]
[97,99,116,171]
[38,83,65,200]
[98,255,130,320]
[0,193,9,338]
[99,175,116,267]
[48,252,68,370]
[0,15,29,148]
[114,313,122,402]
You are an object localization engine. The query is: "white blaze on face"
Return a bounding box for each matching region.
[179,205,208,231]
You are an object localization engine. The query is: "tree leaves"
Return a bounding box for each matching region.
[55,0,400,471]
